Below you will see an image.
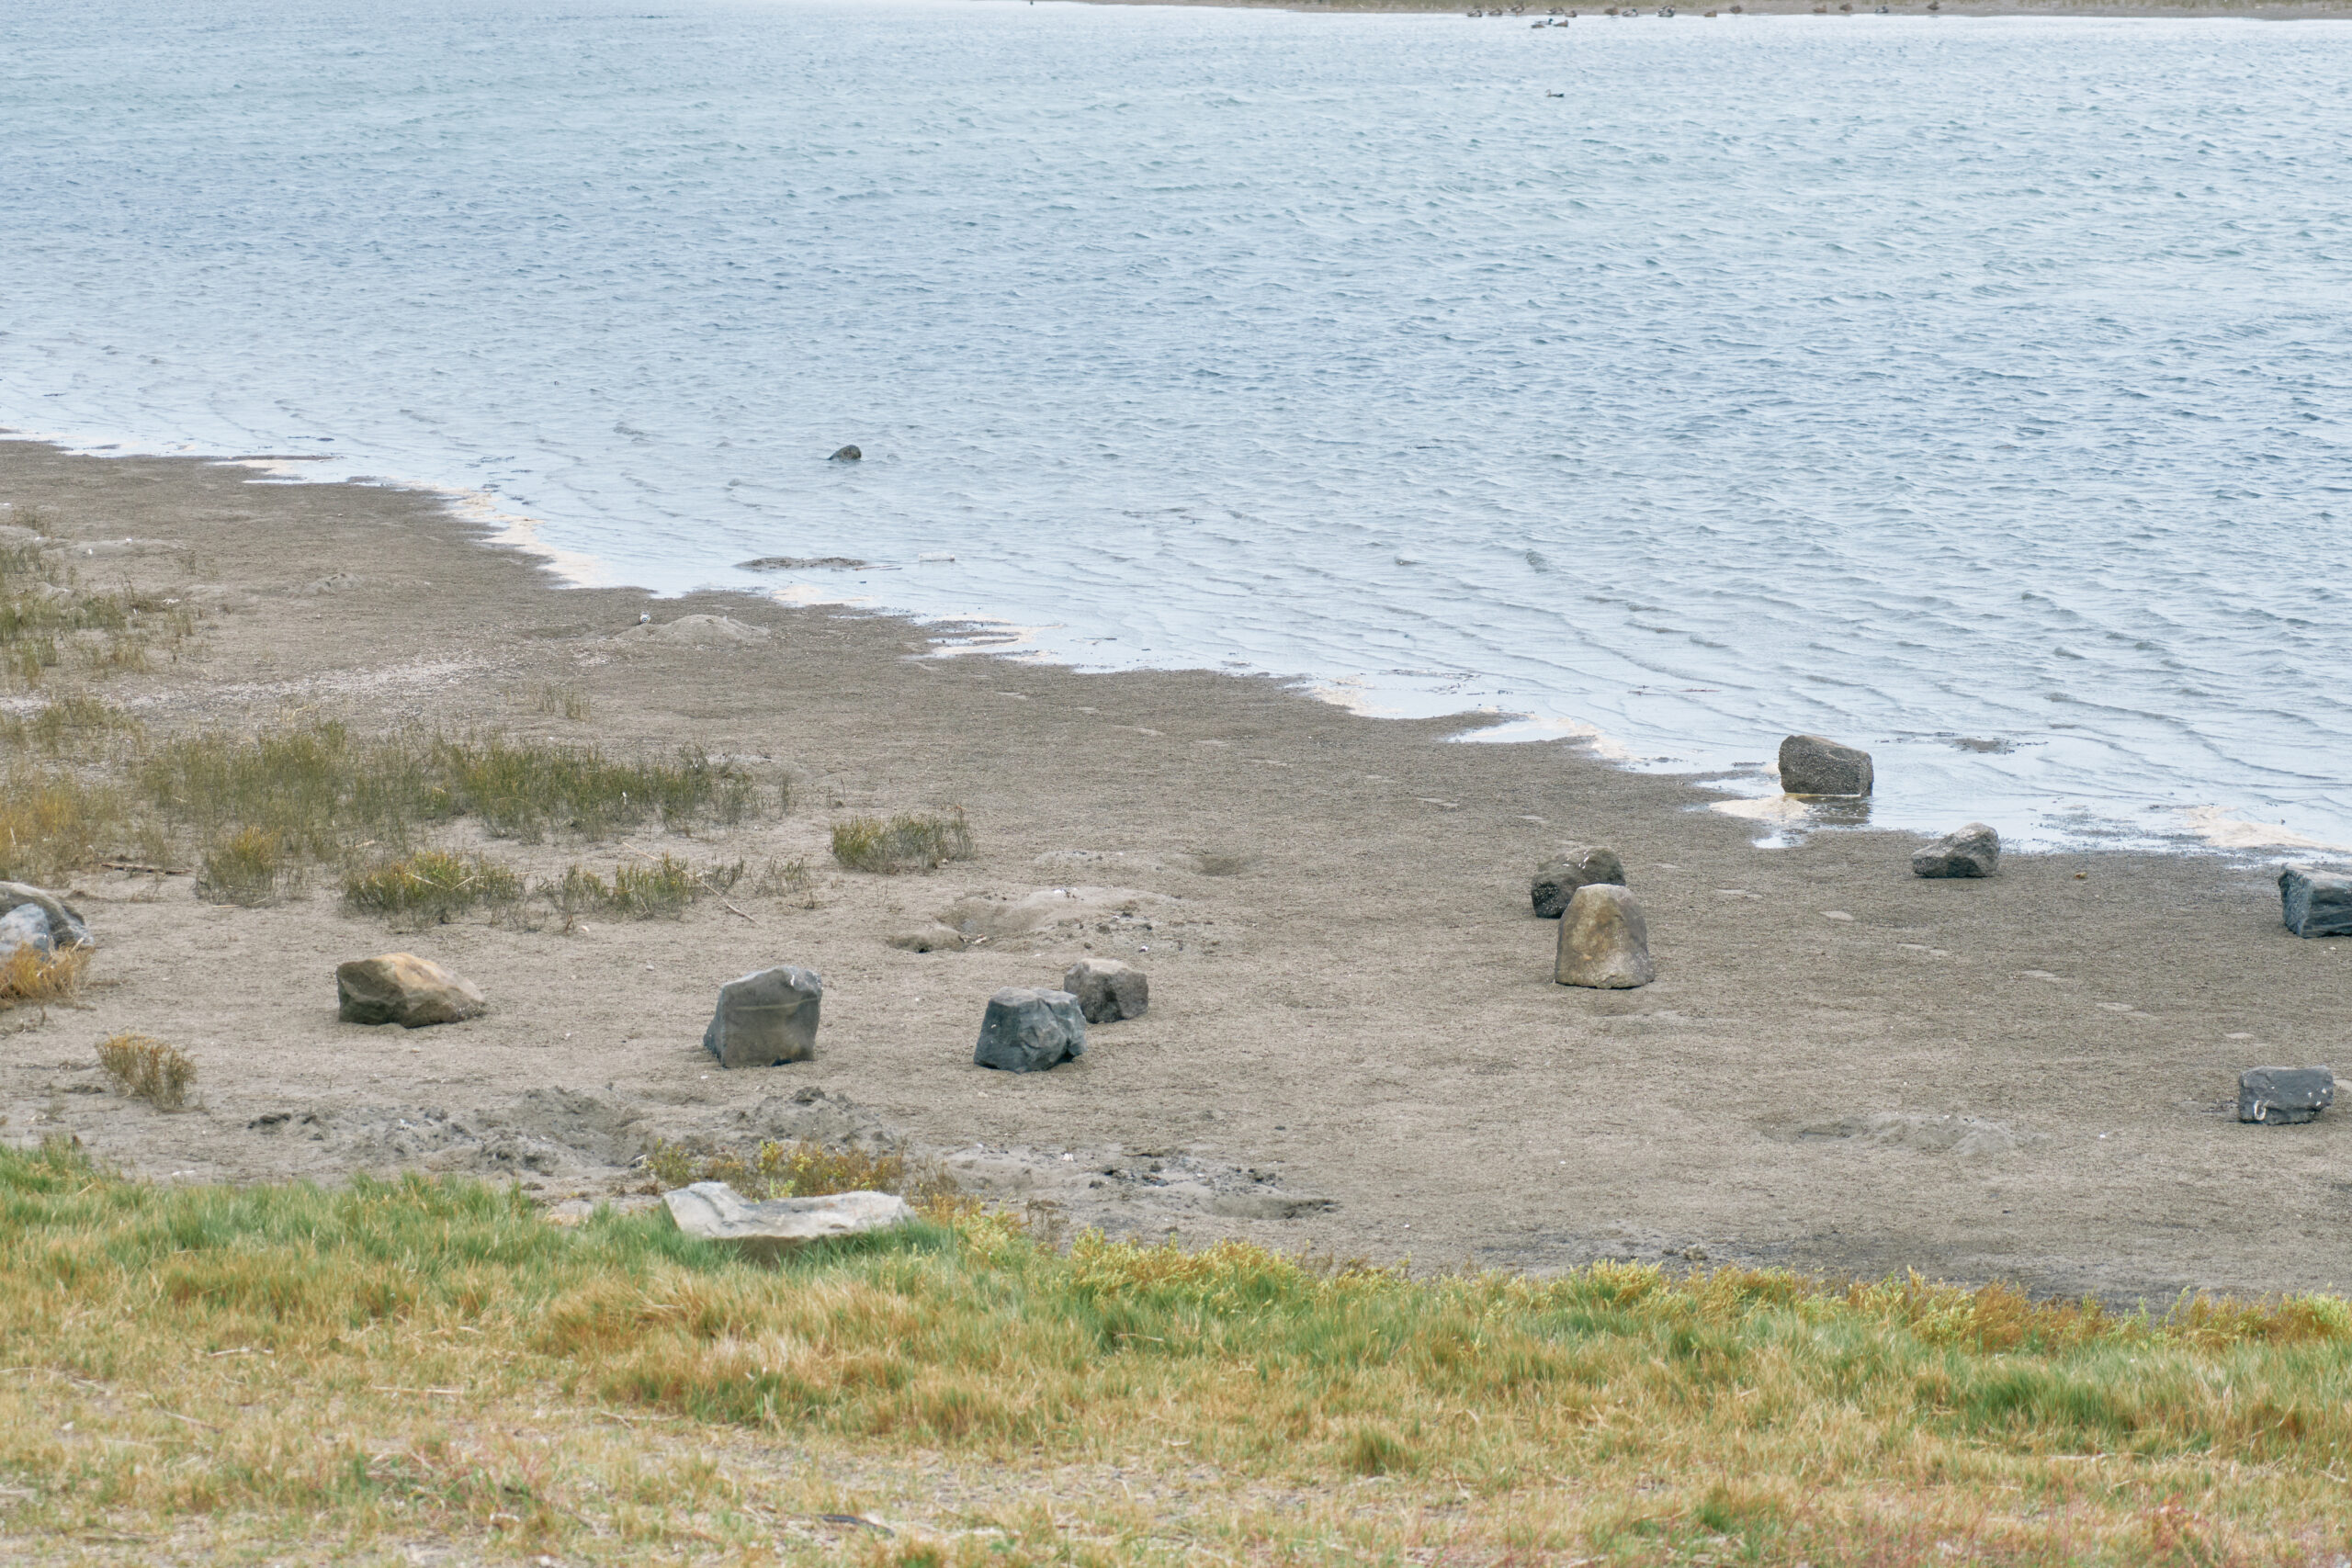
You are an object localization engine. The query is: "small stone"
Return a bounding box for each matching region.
[974,987,1086,1072]
[1063,958,1148,1023]
[1778,734,1873,796]
[0,903,54,960]
[662,1182,913,1258]
[1530,843,1626,919]
[0,880,91,950]
[888,925,967,953]
[2238,1066,2334,1125]
[1913,822,2000,878]
[1555,884,1655,989]
[702,965,822,1068]
[2278,867,2352,939]
[829,445,863,461]
[335,953,487,1028]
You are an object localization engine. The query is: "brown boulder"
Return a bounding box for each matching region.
[336,953,487,1028]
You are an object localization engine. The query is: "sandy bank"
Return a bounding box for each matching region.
[1,435,2345,1304]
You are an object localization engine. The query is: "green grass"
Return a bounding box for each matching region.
[343,849,526,924]
[0,537,196,688]
[5,1141,2352,1562]
[830,808,975,874]
[196,825,298,906]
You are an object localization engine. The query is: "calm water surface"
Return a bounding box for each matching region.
[6,0,2349,851]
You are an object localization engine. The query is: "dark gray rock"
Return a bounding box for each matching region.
[0,881,90,950]
[974,987,1086,1073]
[1778,734,1873,796]
[0,904,53,959]
[2239,1066,2334,1125]
[1555,884,1655,988]
[1913,822,2000,879]
[829,445,863,462]
[702,965,822,1068]
[2279,867,2352,939]
[1063,958,1148,1023]
[1530,844,1626,919]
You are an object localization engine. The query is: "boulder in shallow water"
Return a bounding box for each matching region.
[1063,958,1148,1022]
[703,965,822,1068]
[2239,1066,2334,1125]
[1912,822,2000,879]
[662,1182,912,1258]
[1555,883,1655,989]
[336,953,487,1028]
[1530,843,1626,919]
[829,445,863,462]
[2279,867,2352,938]
[1778,734,1873,796]
[0,881,90,950]
[974,987,1086,1072]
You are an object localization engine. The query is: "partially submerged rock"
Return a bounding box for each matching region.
[1555,884,1655,989]
[662,1181,912,1257]
[336,953,487,1028]
[0,881,91,951]
[1063,958,1148,1023]
[2239,1066,2334,1125]
[974,987,1086,1072]
[1778,734,1873,796]
[1913,822,2000,879]
[2279,867,2352,939]
[1530,844,1626,919]
[829,445,863,462]
[703,965,822,1068]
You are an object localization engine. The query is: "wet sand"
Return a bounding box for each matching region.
[2,435,2346,1305]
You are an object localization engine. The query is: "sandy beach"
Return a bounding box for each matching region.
[2,434,2345,1306]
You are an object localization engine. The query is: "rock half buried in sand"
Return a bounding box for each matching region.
[1063,958,1148,1023]
[1530,843,1626,919]
[2239,1066,2334,1125]
[662,1181,912,1257]
[974,987,1086,1072]
[2278,867,2352,939]
[1778,734,1873,796]
[703,965,822,1068]
[1912,822,2000,879]
[829,444,863,461]
[336,953,487,1028]
[1555,884,1655,989]
[0,881,91,950]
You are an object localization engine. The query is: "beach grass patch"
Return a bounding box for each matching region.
[0,942,88,1010]
[0,693,144,756]
[544,854,743,924]
[94,1032,195,1110]
[344,849,526,925]
[749,854,818,907]
[198,826,298,906]
[831,808,974,874]
[0,763,141,885]
[533,682,593,720]
[642,1136,962,1209]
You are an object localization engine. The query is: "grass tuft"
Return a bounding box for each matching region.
[0,942,88,1009]
[643,1138,963,1211]
[830,808,974,874]
[95,1032,195,1110]
[547,855,742,922]
[344,849,525,925]
[198,826,297,906]
[750,854,818,908]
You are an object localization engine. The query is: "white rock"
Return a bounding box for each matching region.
[662,1182,914,1255]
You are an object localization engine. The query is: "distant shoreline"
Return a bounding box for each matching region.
[1072,0,2351,17]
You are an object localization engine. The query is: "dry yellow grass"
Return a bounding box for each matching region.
[93,1032,196,1110]
[3,1141,2352,1564]
[0,942,87,1010]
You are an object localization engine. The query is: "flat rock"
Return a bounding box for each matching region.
[0,881,91,950]
[1555,884,1655,989]
[1063,958,1148,1022]
[703,965,821,1068]
[2239,1066,2334,1125]
[2278,867,2352,938]
[662,1182,912,1257]
[1913,822,2000,878]
[336,953,487,1028]
[1530,843,1626,919]
[1779,733,1873,796]
[974,987,1086,1073]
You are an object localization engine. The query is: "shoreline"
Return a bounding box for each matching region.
[4,434,2349,1303]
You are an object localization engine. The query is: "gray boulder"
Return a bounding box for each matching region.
[2279,867,2352,938]
[702,965,822,1068]
[1913,823,2000,879]
[1555,883,1655,989]
[336,953,487,1028]
[662,1182,913,1258]
[974,987,1086,1072]
[0,904,53,959]
[2239,1066,2334,1125]
[1063,958,1148,1023]
[0,881,90,950]
[1779,734,1873,796]
[1530,844,1626,919]
[829,444,863,462]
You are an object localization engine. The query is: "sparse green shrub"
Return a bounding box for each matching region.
[830,808,974,874]
[751,855,817,908]
[534,682,593,720]
[198,828,295,906]
[343,849,524,924]
[96,1032,194,1110]
[541,855,742,923]
[0,694,144,756]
